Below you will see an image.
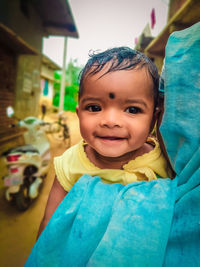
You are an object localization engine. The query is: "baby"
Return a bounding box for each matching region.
[38,47,172,237]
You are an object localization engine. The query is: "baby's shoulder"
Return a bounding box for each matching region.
[60,141,82,160]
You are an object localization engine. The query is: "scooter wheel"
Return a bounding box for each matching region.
[15,184,31,211]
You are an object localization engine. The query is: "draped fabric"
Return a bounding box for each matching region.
[25,22,200,267]
[160,22,200,267]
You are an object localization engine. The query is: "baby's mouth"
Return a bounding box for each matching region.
[97,136,126,141]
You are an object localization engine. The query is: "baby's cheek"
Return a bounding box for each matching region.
[79,122,91,139]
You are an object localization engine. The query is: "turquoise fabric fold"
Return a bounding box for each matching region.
[25,22,200,267]
[26,175,177,267]
[160,22,200,267]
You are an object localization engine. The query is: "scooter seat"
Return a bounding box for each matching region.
[4,145,39,154]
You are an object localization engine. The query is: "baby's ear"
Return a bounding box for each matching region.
[75,105,79,116]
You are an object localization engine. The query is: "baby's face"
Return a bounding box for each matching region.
[76,66,155,159]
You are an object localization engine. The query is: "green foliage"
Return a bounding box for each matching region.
[53,59,82,111]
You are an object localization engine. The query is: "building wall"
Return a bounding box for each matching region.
[40,59,61,110]
[0,0,45,123]
[40,66,57,110]
[41,64,55,82]
[0,45,25,175]
[14,55,42,119]
[0,0,43,53]
[0,45,16,134]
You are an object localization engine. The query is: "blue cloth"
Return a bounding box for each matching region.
[26,175,177,267]
[160,22,200,267]
[26,22,200,267]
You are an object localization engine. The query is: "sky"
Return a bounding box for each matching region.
[43,0,169,67]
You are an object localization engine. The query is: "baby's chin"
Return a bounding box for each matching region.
[94,147,134,159]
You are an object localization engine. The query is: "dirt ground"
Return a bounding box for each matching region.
[0,111,81,267]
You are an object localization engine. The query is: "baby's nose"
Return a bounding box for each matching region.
[100,109,122,128]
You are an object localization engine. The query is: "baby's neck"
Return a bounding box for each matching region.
[85,143,153,169]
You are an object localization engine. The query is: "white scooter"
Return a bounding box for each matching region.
[2,107,51,211]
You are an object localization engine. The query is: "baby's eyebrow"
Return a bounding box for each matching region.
[125,99,147,108]
[80,97,102,103]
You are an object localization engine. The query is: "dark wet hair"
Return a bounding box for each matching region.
[79,46,159,109]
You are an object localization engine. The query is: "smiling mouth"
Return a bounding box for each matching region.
[98,136,126,141]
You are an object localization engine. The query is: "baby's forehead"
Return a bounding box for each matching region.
[82,67,154,98]
[84,64,152,85]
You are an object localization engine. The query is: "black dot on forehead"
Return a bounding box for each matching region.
[109,92,115,99]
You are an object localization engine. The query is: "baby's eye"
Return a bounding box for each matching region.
[125,106,141,114]
[86,105,101,112]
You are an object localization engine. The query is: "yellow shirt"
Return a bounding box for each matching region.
[54,138,170,192]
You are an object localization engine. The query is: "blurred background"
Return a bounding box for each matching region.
[0,0,200,266]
